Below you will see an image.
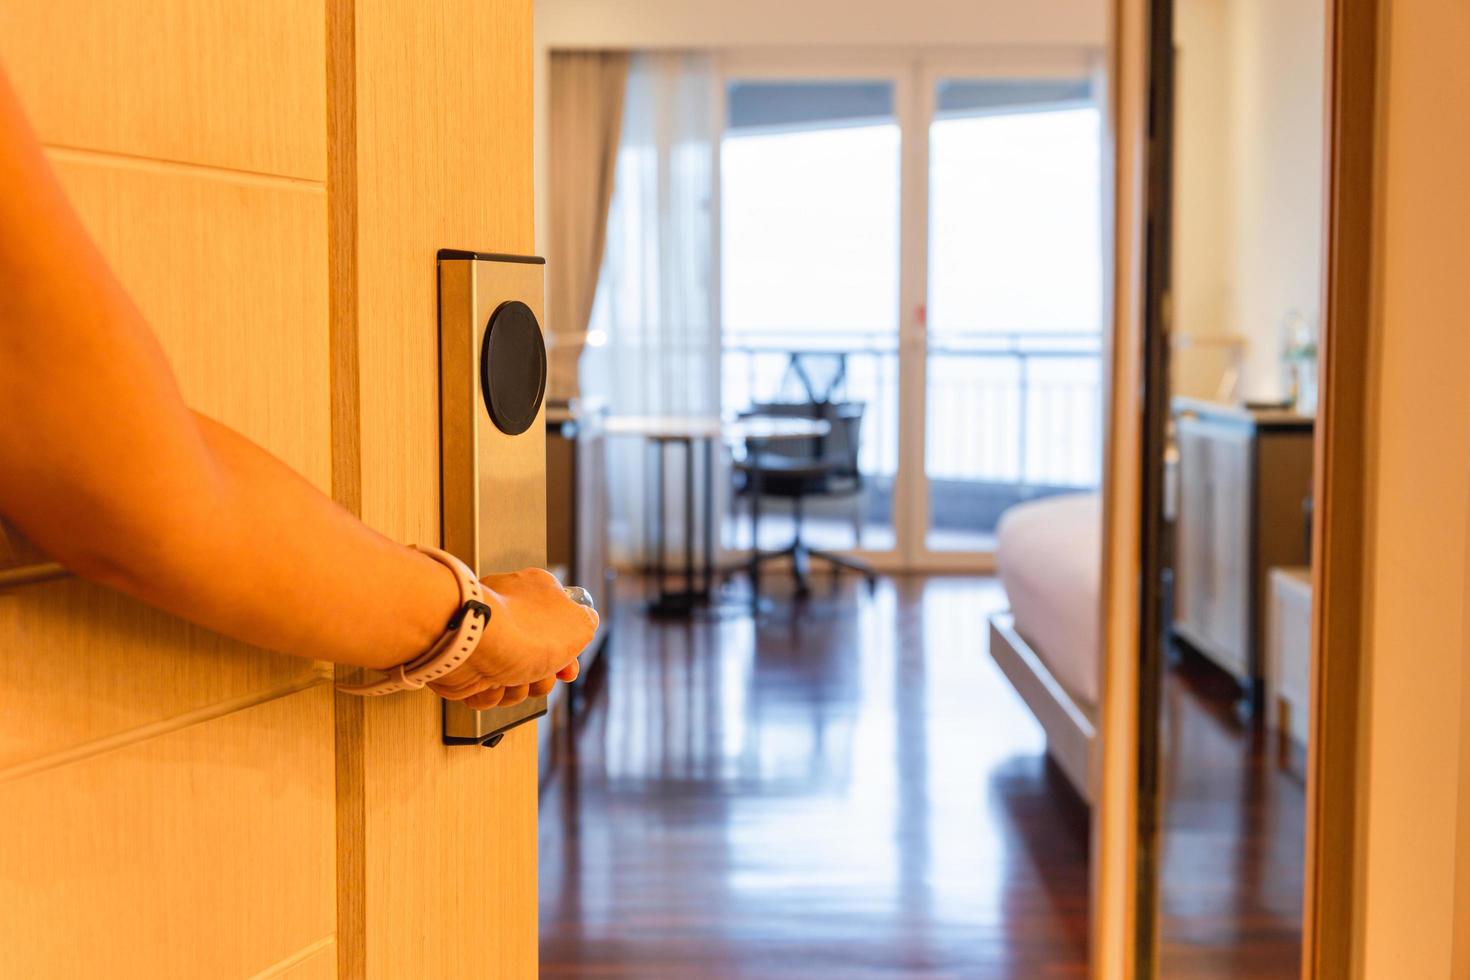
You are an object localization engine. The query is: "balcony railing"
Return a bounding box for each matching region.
[721,329,1102,493]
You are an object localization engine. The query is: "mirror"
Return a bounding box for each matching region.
[1138,0,1329,972]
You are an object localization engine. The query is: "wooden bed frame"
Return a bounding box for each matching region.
[988,612,1098,803]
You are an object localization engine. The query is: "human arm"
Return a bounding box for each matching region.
[0,67,593,701]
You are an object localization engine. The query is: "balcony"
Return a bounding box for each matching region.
[722,329,1102,555]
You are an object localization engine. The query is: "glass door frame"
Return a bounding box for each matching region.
[716,48,1101,573]
[909,49,1101,571]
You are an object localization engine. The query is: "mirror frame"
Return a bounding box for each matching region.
[1091,0,1380,976]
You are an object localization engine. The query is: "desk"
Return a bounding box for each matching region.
[605,415,829,616]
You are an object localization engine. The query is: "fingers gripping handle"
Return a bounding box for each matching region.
[441,585,595,748]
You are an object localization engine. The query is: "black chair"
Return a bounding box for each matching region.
[736,398,877,597]
[776,350,848,405]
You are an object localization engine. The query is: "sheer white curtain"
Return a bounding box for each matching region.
[582,52,721,566]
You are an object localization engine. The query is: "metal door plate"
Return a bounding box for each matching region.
[437,249,549,746]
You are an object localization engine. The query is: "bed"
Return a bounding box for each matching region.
[990,491,1102,802]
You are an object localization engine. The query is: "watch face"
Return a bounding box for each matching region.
[479,300,547,436]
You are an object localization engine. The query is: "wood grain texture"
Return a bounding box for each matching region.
[0,9,340,978]
[0,151,335,771]
[330,1,541,975]
[327,5,368,968]
[327,0,362,521]
[249,937,338,980]
[1457,541,1470,978]
[541,577,1092,977]
[1158,651,1306,977]
[0,577,326,771]
[0,0,326,179]
[1353,0,1470,974]
[0,685,335,979]
[544,576,1313,977]
[1093,0,1149,974]
[1303,0,1378,976]
[352,0,535,548]
[53,152,331,487]
[365,700,539,973]
[1,158,331,767]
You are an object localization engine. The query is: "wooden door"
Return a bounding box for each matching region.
[331,2,540,975]
[0,2,336,977]
[0,1,540,977]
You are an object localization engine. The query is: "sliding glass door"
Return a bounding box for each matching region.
[921,75,1105,557]
[718,54,1103,570]
[719,72,905,558]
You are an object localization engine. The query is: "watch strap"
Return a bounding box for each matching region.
[336,546,489,697]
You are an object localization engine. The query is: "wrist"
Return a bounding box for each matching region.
[361,546,462,671]
[338,546,489,696]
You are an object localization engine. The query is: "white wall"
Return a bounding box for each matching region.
[538,0,1105,50]
[1171,0,1233,398]
[1171,0,1326,403]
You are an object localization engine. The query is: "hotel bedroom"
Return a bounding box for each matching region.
[988,0,1327,972]
[0,0,1466,974]
[530,0,1337,971]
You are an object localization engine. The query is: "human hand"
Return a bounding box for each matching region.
[428,568,597,708]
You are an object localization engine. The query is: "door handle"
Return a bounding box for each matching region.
[442,585,595,747]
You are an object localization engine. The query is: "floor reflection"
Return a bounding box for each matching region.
[540,576,1090,979]
[1159,652,1305,978]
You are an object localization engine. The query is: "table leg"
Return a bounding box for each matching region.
[684,435,696,600]
[703,436,715,597]
[749,457,762,606]
[654,437,666,600]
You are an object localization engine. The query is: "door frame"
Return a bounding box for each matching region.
[1300,0,1379,975]
[1091,0,1381,976]
[716,47,1105,573]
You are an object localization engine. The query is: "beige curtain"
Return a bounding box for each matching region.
[547,51,630,400]
[579,52,720,564]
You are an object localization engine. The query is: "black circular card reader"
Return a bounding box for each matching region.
[479,300,547,436]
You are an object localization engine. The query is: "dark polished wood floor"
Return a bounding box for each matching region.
[1159,651,1305,978]
[540,575,1304,978]
[540,576,1090,978]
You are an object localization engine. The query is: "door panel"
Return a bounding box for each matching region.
[270,944,341,980]
[335,1,540,975]
[0,0,326,178]
[0,1,338,976]
[0,685,336,980]
[52,156,331,487]
[0,0,542,974]
[0,147,333,843]
[0,581,324,770]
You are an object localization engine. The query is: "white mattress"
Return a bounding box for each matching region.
[995,492,1102,708]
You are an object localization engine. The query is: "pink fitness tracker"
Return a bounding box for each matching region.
[335,546,492,697]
